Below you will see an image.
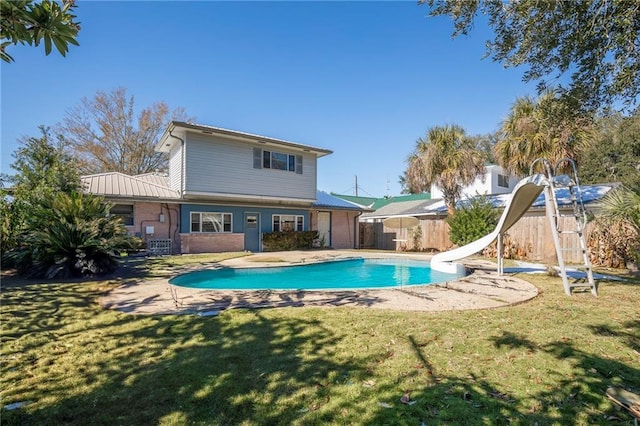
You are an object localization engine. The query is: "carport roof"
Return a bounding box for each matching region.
[313,191,368,211]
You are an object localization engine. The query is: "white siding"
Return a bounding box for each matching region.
[183,133,317,200]
[169,144,183,192]
[430,166,518,199]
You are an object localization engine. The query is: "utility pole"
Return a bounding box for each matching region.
[355,175,358,196]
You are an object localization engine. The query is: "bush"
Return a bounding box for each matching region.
[3,192,134,278]
[447,196,499,246]
[262,231,318,252]
[410,226,423,252]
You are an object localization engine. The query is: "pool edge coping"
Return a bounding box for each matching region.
[98,250,539,315]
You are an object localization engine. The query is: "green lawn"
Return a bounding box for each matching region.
[1,254,639,425]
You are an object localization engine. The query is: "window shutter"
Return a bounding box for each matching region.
[295,155,303,174]
[253,148,262,169]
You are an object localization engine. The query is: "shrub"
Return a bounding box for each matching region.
[262,231,318,252]
[447,195,499,246]
[3,192,133,278]
[410,226,423,252]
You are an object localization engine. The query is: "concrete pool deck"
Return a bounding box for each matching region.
[99,250,539,315]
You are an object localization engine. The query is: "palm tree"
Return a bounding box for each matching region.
[600,186,640,233]
[495,92,595,176]
[405,124,485,216]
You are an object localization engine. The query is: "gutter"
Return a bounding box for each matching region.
[354,210,363,249]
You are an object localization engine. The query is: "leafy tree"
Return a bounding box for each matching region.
[447,195,499,246]
[0,126,80,252]
[60,87,193,175]
[421,0,640,112]
[398,171,410,194]
[578,109,640,188]
[494,91,595,176]
[405,124,486,215]
[1,0,80,63]
[5,192,132,278]
[2,126,133,277]
[470,132,498,165]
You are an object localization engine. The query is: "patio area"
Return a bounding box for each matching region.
[99,251,539,315]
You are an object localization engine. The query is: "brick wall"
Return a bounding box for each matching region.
[180,233,244,254]
[329,210,360,249]
[310,209,360,249]
[127,202,181,254]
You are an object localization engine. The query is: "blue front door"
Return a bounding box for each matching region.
[244,213,260,252]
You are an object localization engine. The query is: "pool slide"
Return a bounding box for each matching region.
[430,174,547,274]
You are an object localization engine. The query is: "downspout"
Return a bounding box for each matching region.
[353,210,363,249]
[164,202,180,254]
[168,128,185,250]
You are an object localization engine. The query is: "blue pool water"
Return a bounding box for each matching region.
[169,257,465,291]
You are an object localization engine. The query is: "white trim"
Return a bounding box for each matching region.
[190,212,233,233]
[183,191,316,204]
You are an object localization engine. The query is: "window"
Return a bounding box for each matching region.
[110,204,134,226]
[497,174,510,188]
[254,148,303,174]
[273,215,304,232]
[190,212,232,233]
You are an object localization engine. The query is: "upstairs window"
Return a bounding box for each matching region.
[254,148,303,174]
[272,215,304,232]
[191,212,232,233]
[497,174,510,188]
[110,204,134,226]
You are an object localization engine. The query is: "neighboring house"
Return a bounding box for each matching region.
[429,164,519,199]
[359,181,620,261]
[82,121,364,254]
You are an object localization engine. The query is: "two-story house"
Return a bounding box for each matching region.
[82,121,364,254]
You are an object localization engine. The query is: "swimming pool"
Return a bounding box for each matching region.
[169,257,465,291]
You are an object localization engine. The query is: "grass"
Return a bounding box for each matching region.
[1,253,639,425]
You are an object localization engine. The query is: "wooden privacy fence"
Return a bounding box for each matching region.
[361,211,594,264]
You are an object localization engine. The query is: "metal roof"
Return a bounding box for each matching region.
[157,121,333,157]
[133,172,170,187]
[82,173,366,211]
[361,198,439,219]
[81,172,180,200]
[330,194,378,209]
[361,183,620,219]
[313,191,367,211]
[332,192,431,210]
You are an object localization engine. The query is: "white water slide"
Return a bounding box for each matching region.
[430,174,547,274]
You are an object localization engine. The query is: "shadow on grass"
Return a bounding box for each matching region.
[486,330,640,424]
[2,303,360,424]
[332,327,640,424]
[2,265,639,424]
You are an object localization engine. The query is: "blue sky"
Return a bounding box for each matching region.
[1,1,536,197]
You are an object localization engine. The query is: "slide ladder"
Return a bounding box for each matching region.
[534,158,597,296]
